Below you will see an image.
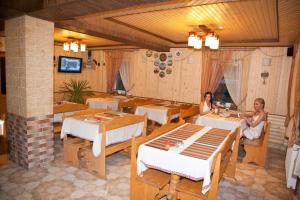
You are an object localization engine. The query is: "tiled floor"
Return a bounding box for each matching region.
[0,137,297,200]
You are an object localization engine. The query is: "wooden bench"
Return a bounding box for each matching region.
[242,121,271,167]
[130,120,185,200]
[176,128,239,200]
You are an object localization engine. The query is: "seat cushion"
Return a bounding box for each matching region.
[136,169,170,189]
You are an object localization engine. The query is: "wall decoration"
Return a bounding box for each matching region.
[159,62,166,70]
[166,68,172,74]
[146,50,153,57]
[159,53,167,61]
[159,71,165,78]
[150,51,175,78]
[175,50,182,57]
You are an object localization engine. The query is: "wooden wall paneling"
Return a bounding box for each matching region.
[246,47,291,115]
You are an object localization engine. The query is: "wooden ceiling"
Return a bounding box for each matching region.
[1,0,300,51]
[54,28,122,47]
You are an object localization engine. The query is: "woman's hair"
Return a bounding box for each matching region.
[254,98,265,108]
[204,91,213,107]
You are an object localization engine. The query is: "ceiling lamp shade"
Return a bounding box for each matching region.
[63,38,86,52]
[80,43,86,52]
[188,31,220,50]
[210,36,219,49]
[194,36,202,49]
[188,32,196,47]
[63,42,70,51]
[205,33,214,47]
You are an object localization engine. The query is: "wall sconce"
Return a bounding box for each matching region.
[261,71,269,85]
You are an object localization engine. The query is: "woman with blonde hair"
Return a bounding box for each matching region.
[241,98,267,140]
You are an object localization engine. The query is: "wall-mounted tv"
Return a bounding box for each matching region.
[58,56,82,73]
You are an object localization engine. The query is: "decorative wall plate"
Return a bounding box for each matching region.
[159,62,166,70]
[159,53,167,61]
[166,68,172,74]
[167,60,173,66]
[154,68,159,74]
[168,53,173,58]
[175,50,182,57]
[154,53,159,58]
[154,60,159,66]
[146,50,153,57]
[159,71,165,78]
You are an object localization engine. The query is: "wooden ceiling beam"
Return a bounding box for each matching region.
[56,20,170,52]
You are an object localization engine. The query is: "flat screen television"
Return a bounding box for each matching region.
[58,56,82,73]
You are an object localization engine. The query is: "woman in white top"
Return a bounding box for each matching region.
[200,92,215,115]
[241,98,267,140]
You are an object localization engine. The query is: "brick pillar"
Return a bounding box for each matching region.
[5,15,54,169]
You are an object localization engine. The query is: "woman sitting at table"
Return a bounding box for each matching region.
[241,98,267,140]
[199,92,215,115]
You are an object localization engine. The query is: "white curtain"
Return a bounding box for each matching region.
[119,60,132,92]
[224,60,242,105]
[224,51,251,110]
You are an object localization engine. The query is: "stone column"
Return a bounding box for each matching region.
[5,15,54,169]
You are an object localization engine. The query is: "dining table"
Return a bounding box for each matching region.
[137,123,234,199]
[86,95,129,111]
[61,111,145,157]
[135,102,181,125]
[53,101,88,123]
[195,112,247,131]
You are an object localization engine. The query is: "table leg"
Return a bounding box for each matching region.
[167,174,180,200]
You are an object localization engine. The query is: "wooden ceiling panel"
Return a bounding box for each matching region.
[110,0,278,43]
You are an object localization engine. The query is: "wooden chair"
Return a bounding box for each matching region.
[180,104,199,122]
[176,128,239,200]
[243,121,271,167]
[167,107,181,123]
[130,120,185,200]
[64,113,148,178]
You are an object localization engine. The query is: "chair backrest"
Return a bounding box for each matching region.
[207,152,221,200]
[101,114,147,133]
[167,107,181,123]
[180,104,200,119]
[62,108,110,120]
[262,121,271,148]
[130,120,185,199]
[217,128,238,177]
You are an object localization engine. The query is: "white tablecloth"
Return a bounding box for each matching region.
[195,114,247,131]
[137,124,232,194]
[61,117,144,157]
[86,98,120,111]
[135,105,179,124]
[54,111,76,123]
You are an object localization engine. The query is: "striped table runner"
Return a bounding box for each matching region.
[146,137,179,151]
[181,143,217,160]
[180,128,230,160]
[165,124,204,140]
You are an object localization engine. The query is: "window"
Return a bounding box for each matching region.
[213,77,237,109]
[114,71,125,91]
